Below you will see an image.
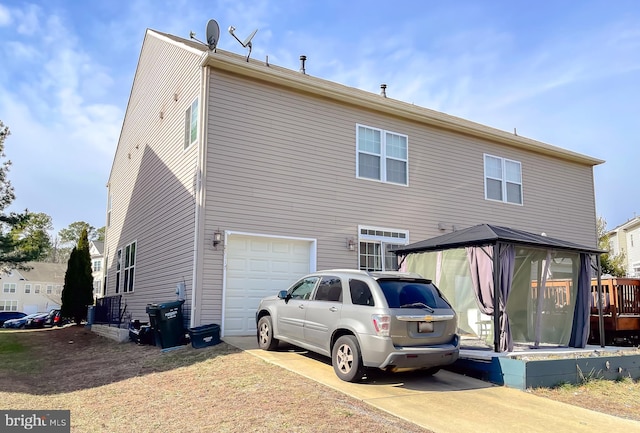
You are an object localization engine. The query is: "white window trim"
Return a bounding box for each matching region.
[484,153,523,205]
[356,124,409,186]
[358,225,409,272]
[24,284,31,294]
[115,248,122,294]
[123,240,137,293]
[3,283,16,293]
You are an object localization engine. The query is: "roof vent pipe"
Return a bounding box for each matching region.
[299,55,306,74]
[380,84,387,97]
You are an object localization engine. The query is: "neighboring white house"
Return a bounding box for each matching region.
[90,240,105,300]
[607,216,640,277]
[0,262,67,314]
[104,26,604,337]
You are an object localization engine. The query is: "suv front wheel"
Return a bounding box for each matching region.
[332,335,364,382]
[257,316,279,350]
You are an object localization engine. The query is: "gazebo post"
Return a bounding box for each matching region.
[596,254,605,347]
[493,242,501,352]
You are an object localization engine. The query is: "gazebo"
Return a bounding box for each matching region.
[393,224,606,352]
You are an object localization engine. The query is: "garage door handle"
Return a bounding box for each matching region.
[329,307,338,312]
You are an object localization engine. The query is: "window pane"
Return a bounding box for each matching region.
[190,99,198,144]
[125,245,131,268]
[386,133,407,159]
[485,156,502,179]
[358,126,381,154]
[386,159,407,184]
[505,160,521,183]
[130,242,136,266]
[349,279,374,306]
[506,182,522,204]
[184,107,191,149]
[358,153,381,179]
[486,178,503,200]
[359,242,381,271]
[128,268,135,292]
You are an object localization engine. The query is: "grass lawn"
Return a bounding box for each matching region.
[1,326,638,432]
[0,326,429,433]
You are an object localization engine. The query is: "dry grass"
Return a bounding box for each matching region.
[2,327,639,432]
[0,326,428,433]
[529,377,640,421]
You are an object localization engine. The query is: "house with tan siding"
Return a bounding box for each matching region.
[0,262,66,314]
[607,216,640,276]
[104,28,604,337]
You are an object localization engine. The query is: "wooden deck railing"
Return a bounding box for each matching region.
[590,278,640,343]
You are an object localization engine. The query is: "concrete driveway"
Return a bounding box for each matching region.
[224,336,640,433]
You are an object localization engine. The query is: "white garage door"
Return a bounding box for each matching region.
[223,234,313,336]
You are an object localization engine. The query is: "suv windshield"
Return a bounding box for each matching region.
[378,280,451,309]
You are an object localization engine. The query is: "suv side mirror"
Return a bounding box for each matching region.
[278,290,289,303]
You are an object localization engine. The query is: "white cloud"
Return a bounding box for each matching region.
[0,4,10,26]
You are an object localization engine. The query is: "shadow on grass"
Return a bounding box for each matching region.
[0,325,238,396]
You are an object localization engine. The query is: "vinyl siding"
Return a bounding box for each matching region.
[197,67,599,325]
[105,31,202,322]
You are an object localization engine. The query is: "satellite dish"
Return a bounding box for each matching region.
[206,19,220,51]
[228,25,258,61]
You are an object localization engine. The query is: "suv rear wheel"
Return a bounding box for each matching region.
[332,335,364,382]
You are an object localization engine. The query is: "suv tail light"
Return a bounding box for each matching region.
[372,314,391,337]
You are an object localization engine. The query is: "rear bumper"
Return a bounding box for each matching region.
[360,334,460,369]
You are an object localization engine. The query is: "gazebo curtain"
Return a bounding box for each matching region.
[467,244,516,352]
[569,253,592,347]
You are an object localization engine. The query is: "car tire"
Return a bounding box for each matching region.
[332,335,365,382]
[257,316,279,350]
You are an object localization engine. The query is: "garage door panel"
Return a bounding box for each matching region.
[224,235,312,336]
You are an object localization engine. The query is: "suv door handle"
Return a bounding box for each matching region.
[329,307,338,312]
[298,305,305,309]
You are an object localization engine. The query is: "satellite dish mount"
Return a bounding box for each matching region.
[228,25,258,61]
[189,19,220,52]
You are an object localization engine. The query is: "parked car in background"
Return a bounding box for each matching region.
[0,311,26,327]
[24,312,49,329]
[44,309,67,327]
[3,312,48,329]
[256,270,459,382]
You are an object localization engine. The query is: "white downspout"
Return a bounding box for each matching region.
[190,51,212,328]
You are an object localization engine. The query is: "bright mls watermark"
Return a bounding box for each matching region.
[1,411,70,432]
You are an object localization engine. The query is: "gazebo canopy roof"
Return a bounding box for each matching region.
[393,224,605,255]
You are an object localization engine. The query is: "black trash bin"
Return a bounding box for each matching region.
[145,300,186,349]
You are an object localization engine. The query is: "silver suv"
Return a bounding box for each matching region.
[256,270,459,382]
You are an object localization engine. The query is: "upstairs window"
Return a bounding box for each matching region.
[357,125,408,185]
[484,154,522,205]
[184,98,199,149]
[3,283,16,293]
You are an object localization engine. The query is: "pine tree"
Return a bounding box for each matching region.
[61,228,94,324]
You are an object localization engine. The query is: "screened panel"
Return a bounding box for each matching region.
[506,248,579,347]
[358,153,380,179]
[486,178,502,201]
[386,159,407,184]
[506,182,522,204]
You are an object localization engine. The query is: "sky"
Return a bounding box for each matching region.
[0,0,639,236]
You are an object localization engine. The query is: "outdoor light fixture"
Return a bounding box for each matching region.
[213,230,222,247]
[347,238,356,251]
